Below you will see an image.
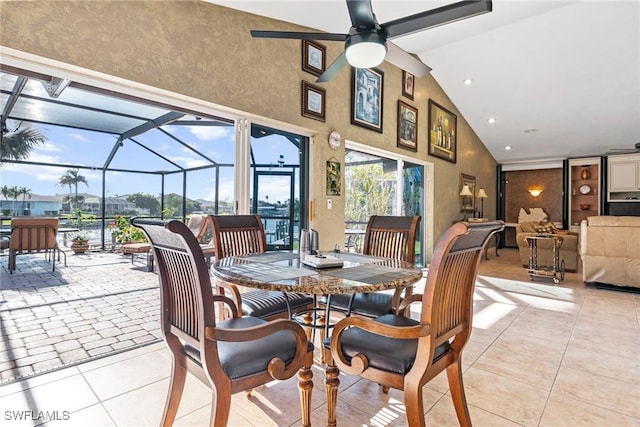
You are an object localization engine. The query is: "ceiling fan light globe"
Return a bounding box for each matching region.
[345,32,387,69]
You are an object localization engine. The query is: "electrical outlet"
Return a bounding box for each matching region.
[327,199,332,209]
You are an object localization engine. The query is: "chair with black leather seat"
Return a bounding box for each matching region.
[329,215,422,318]
[323,220,504,427]
[131,218,314,427]
[209,214,313,321]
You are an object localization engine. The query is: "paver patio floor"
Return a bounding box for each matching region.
[0,250,162,383]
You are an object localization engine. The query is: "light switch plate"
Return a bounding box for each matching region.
[327,199,332,209]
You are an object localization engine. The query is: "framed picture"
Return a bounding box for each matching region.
[301,81,326,122]
[460,173,476,216]
[351,68,384,133]
[402,70,414,100]
[397,100,418,152]
[302,40,326,77]
[428,99,457,163]
[326,159,341,196]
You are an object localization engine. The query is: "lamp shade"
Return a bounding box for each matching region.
[459,185,473,197]
[477,188,488,198]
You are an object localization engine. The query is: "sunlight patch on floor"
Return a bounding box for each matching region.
[370,402,405,426]
[471,302,517,330]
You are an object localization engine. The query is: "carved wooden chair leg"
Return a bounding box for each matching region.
[324,352,339,427]
[298,351,314,427]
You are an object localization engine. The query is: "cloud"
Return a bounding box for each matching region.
[68,133,88,141]
[167,156,210,169]
[187,126,230,141]
[36,142,63,152]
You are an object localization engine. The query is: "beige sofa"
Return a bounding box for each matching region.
[516,221,579,272]
[580,216,640,288]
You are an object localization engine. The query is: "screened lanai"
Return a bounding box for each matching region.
[0,65,308,250]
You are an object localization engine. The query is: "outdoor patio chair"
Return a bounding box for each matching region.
[210,214,314,321]
[187,214,215,266]
[131,218,314,427]
[8,217,66,274]
[327,215,422,318]
[323,220,505,427]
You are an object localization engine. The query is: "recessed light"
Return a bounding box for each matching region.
[464,78,472,85]
[505,146,512,150]
[488,117,496,124]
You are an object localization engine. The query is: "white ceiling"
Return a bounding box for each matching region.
[207,0,640,165]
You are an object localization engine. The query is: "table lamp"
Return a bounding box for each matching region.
[477,188,488,219]
[459,184,473,220]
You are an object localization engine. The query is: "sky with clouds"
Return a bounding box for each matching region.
[1,120,298,205]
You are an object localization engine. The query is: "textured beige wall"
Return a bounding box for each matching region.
[505,169,564,223]
[0,0,497,253]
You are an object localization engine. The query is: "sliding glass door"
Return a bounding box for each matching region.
[344,147,425,266]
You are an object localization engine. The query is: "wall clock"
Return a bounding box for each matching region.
[328,131,341,150]
[579,184,591,195]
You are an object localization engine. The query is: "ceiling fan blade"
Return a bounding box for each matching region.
[316,52,348,83]
[346,0,376,29]
[386,42,431,77]
[382,0,493,39]
[250,30,348,42]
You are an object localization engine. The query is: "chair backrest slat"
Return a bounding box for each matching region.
[363,215,421,264]
[422,221,504,345]
[210,215,267,259]
[132,218,216,346]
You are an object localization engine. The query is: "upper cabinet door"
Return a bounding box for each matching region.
[609,159,640,192]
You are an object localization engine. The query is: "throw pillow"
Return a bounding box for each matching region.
[534,224,555,234]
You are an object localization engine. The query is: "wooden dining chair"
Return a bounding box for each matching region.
[323,220,504,427]
[209,214,314,320]
[328,215,422,317]
[131,218,314,427]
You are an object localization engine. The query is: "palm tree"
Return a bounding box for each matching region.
[1,185,11,214]
[58,168,88,211]
[0,123,45,166]
[7,186,19,215]
[18,187,32,213]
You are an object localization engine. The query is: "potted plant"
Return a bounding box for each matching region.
[108,215,147,249]
[70,232,90,254]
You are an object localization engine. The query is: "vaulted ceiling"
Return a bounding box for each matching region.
[207,0,640,165]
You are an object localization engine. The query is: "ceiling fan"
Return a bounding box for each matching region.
[250,0,493,83]
[607,142,640,155]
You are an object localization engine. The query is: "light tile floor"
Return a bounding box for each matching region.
[1,249,639,426]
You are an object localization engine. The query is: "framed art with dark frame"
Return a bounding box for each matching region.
[397,100,418,152]
[326,159,341,196]
[351,67,384,133]
[402,70,414,100]
[460,173,476,218]
[428,99,457,163]
[302,40,326,77]
[301,81,326,122]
